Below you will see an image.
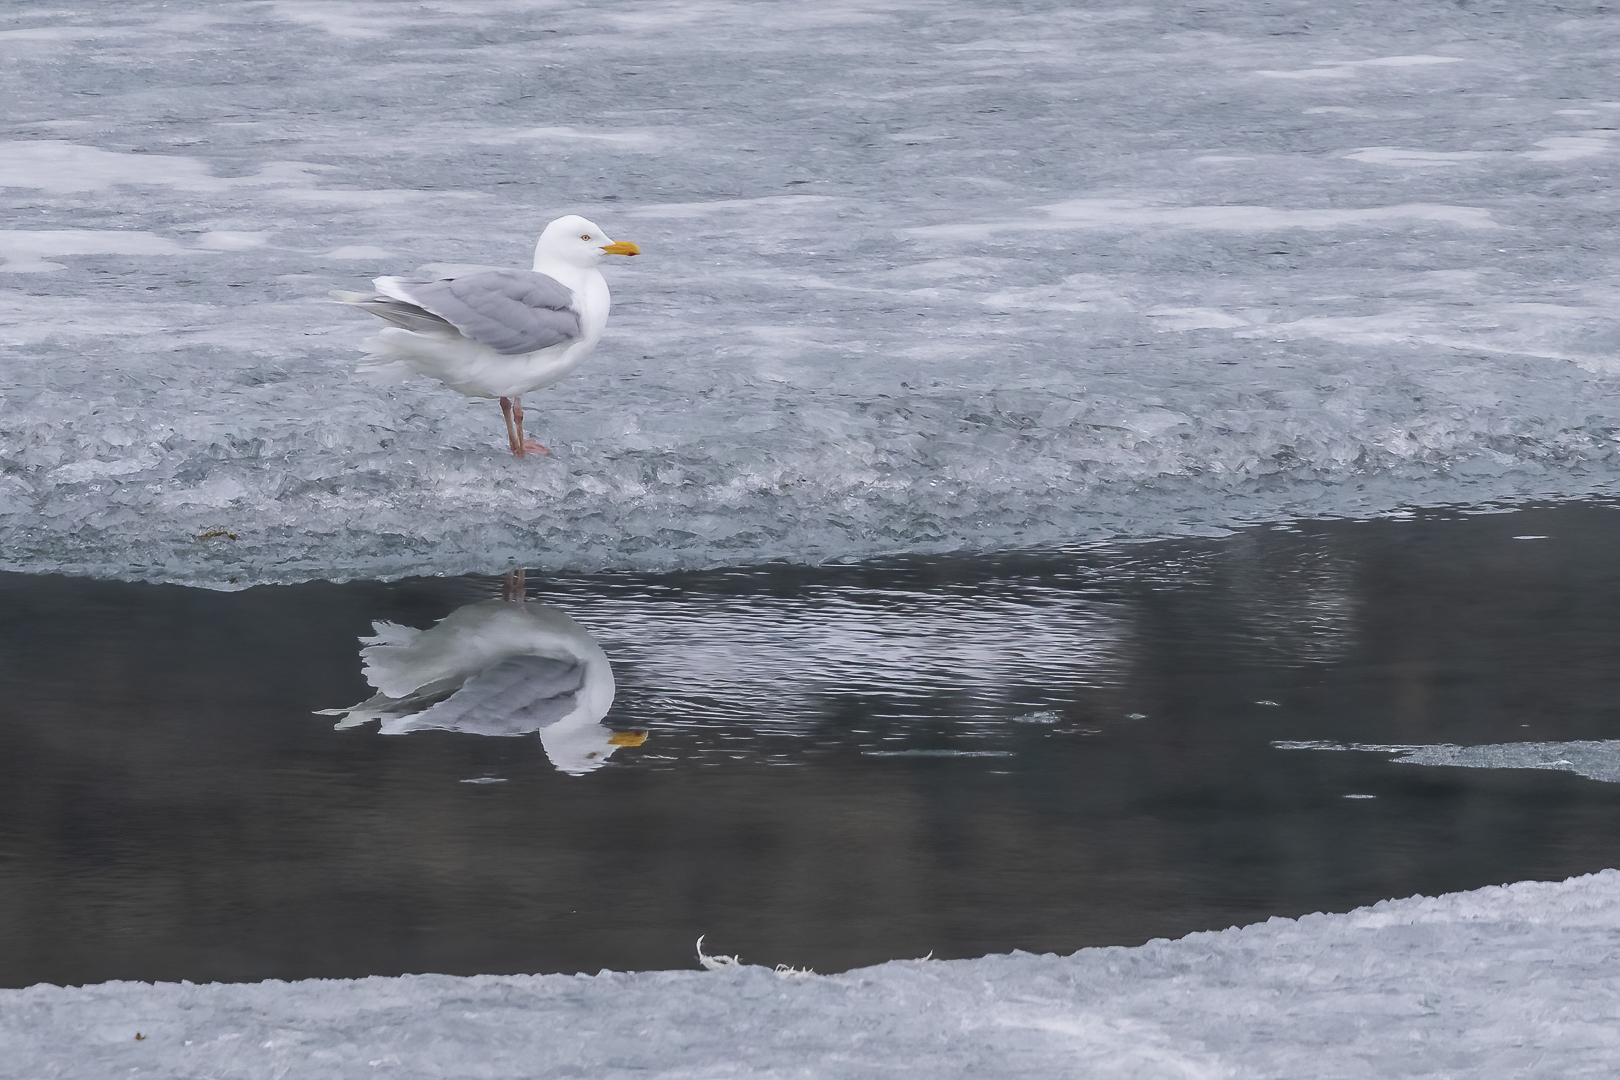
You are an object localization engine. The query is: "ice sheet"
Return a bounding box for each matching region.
[6,1,1620,584]
[1276,738,1620,785]
[6,869,1620,1078]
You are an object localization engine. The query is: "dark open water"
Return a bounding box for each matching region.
[5,501,1620,987]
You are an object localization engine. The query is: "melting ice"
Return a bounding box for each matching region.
[6,871,1620,1078]
[6,0,1620,585]
[8,1,1620,1071]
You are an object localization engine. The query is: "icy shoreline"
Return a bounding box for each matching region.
[8,0,1620,586]
[7,870,1618,1079]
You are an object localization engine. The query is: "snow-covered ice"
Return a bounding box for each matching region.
[6,870,1620,1079]
[6,0,1620,584]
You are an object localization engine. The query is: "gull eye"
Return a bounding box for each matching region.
[580,234,592,240]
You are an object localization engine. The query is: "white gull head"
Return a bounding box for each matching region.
[535,214,641,269]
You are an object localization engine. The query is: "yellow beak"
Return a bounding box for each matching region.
[608,730,648,747]
[600,240,641,256]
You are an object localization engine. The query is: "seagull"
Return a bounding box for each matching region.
[334,215,640,457]
[316,572,644,776]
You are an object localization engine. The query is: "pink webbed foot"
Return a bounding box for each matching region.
[501,396,549,458]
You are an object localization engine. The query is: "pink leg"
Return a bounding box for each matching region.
[500,568,527,603]
[510,396,548,457]
[499,397,522,457]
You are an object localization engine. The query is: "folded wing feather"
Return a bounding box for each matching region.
[377,269,583,355]
[381,654,588,736]
[332,293,460,335]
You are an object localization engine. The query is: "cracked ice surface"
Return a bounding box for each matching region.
[6,871,1620,1079]
[6,0,1620,584]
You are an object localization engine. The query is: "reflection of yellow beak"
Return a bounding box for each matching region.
[600,241,641,256]
[608,730,648,746]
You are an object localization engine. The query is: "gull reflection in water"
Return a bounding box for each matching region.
[318,571,644,775]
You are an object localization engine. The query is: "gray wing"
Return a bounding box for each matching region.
[398,654,587,736]
[387,270,582,355]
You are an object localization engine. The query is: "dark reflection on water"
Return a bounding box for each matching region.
[316,571,641,776]
[4,502,1620,987]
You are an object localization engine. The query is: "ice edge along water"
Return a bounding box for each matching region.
[7,0,1620,586]
[1277,737,1620,786]
[6,870,1619,1079]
